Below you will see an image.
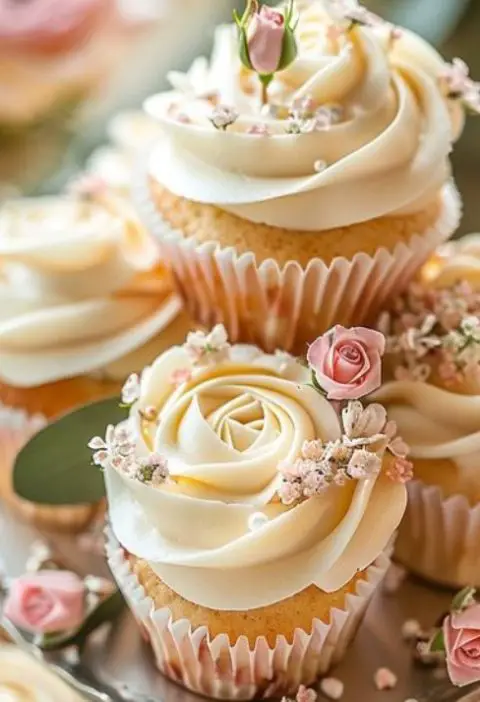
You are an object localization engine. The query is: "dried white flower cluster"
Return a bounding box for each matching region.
[278,401,412,505]
[88,425,169,487]
[287,95,343,135]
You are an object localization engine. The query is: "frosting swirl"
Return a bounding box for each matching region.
[373,381,480,495]
[0,645,84,702]
[0,195,181,387]
[106,342,406,610]
[146,0,462,231]
[422,234,480,291]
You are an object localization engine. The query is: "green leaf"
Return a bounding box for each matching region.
[429,628,446,653]
[13,396,127,506]
[452,586,476,612]
[278,28,298,72]
[39,590,125,652]
[237,26,253,70]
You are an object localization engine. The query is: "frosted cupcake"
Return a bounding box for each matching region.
[137,0,473,353]
[374,239,480,586]
[101,323,408,698]
[0,189,192,531]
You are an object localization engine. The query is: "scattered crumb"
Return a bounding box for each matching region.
[401,619,422,641]
[383,564,407,594]
[404,699,418,702]
[320,677,344,700]
[374,668,398,691]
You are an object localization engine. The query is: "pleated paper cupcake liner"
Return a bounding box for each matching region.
[133,179,461,354]
[0,403,100,533]
[395,479,480,589]
[106,527,391,700]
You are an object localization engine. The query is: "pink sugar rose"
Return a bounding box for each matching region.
[247,6,285,75]
[307,325,385,401]
[444,604,480,686]
[4,570,85,635]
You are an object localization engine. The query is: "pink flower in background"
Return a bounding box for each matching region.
[386,456,414,484]
[4,571,85,635]
[307,325,385,400]
[444,604,480,686]
[247,6,285,75]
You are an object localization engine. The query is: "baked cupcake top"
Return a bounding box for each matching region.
[145,0,478,231]
[0,644,85,701]
[0,190,181,387]
[374,241,480,491]
[94,324,408,610]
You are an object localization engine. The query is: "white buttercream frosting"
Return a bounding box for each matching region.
[373,381,480,492]
[0,195,182,387]
[106,343,406,610]
[145,0,463,231]
[0,645,85,702]
[422,233,480,290]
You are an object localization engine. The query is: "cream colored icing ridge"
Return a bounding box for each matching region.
[145,1,463,231]
[0,645,85,701]
[106,344,406,610]
[422,233,480,290]
[0,196,181,387]
[373,381,480,490]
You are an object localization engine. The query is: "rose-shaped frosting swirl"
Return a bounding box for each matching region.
[145,1,463,231]
[373,381,480,494]
[0,196,182,387]
[106,343,406,610]
[0,645,85,702]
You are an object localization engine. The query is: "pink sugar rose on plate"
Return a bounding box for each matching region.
[307,325,385,401]
[444,603,480,686]
[4,570,86,635]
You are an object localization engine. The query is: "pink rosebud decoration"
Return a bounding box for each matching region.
[307,325,385,401]
[444,604,480,686]
[4,571,85,635]
[247,6,285,75]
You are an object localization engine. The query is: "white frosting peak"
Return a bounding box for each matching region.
[146,2,460,231]
[107,343,406,610]
[0,196,181,386]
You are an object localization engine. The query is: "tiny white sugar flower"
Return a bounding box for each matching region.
[461,315,480,341]
[136,453,169,485]
[184,324,230,365]
[210,105,239,131]
[324,0,382,28]
[440,58,480,114]
[121,373,141,405]
[88,423,136,474]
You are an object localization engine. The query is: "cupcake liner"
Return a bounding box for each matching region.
[133,178,461,353]
[395,479,480,589]
[106,527,391,700]
[0,402,100,533]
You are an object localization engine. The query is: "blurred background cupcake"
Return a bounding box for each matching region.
[373,236,480,587]
[0,185,192,532]
[0,0,232,196]
[137,0,471,354]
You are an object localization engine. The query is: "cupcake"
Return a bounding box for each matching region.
[0,644,86,701]
[136,0,472,354]
[101,323,408,698]
[373,237,480,587]
[0,188,192,531]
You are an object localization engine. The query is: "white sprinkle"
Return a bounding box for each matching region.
[405,699,418,702]
[401,619,421,641]
[248,512,269,531]
[314,159,327,173]
[320,677,344,700]
[374,668,397,691]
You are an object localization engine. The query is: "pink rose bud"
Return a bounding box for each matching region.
[247,6,285,75]
[4,570,86,635]
[444,604,480,686]
[307,325,386,401]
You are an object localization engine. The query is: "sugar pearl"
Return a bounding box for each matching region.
[374,668,397,691]
[320,677,344,700]
[248,512,269,531]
